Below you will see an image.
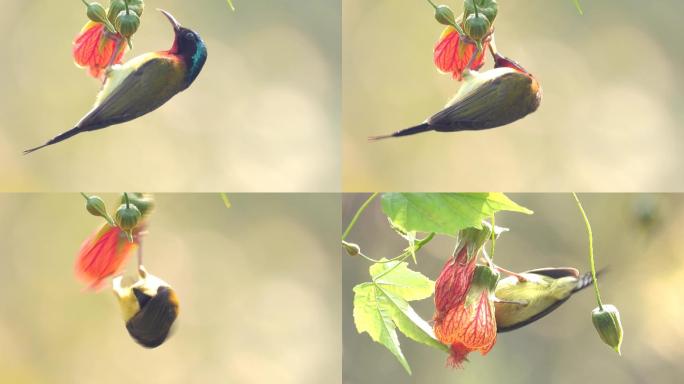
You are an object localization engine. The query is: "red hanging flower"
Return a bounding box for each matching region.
[72,21,127,79]
[75,223,140,290]
[434,265,499,368]
[434,26,488,80]
[434,246,477,319]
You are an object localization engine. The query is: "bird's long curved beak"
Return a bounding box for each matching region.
[158,9,181,31]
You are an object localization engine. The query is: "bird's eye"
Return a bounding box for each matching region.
[185,32,195,40]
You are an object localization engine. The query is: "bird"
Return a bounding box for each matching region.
[493,267,600,332]
[24,9,207,154]
[113,266,179,348]
[369,51,541,141]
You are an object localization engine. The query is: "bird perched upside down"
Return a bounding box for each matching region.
[494,267,598,332]
[25,9,207,154]
[369,48,541,141]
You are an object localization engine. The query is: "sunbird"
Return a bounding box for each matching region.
[113,267,179,348]
[494,268,597,332]
[369,51,541,140]
[24,9,207,154]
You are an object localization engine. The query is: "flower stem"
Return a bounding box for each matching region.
[124,192,130,209]
[137,238,143,268]
[342,193,378,241]
[572,193,604,309]
[489,214,496,262]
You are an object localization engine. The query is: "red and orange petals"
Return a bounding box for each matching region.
[73,21,127,79]
[434,290,497,354]
[434,247,476,316]
[446,343,472,368]
[75,223,138,290]
[434,26,488,80]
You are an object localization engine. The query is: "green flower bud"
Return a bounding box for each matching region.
[82,1,116,33]
[471,265,500,291]
[115,200,141,242]
[464,0,498,25]
[115,10,140,38]
[108,0,144,24]
[82,1,107,23]
[342,241,361,257]
[464,12,491,41]
[82,194,115,226]
[434,5,456,27]
[592,304,624,355]
[124,193,155,218]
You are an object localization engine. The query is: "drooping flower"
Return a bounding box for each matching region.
[72,21,127,79]
[75,223,140,290]
[434,26,489,80]
[434,246,477,319]
[434,265,499,368]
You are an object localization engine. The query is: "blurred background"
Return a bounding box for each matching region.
[343,1,684,191]
[343,193,682,383]
[0,0,340,191]
[0,194,340,383]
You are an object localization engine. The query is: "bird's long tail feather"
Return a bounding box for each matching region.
[368,123,432,141]
[24,127,84,154]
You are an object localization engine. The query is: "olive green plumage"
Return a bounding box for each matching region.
[494,268,596,332]
[24,10,207,154]
[370,66,542,140]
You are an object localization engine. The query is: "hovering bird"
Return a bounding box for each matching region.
[369,48,541,141]
[24,9,207,154]
[113,266,179,348]
[494,268,599,332]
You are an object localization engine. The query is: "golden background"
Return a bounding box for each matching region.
[0,193,340,383]
[0,0,340,191]
[343,0,684,191]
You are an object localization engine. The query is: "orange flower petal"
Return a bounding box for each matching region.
[434,290,497,352]
[434,247,476,318]
[75,224,137,290]
[434,26,489,80]
[72,21,127,79]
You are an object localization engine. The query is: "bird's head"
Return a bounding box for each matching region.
[493,52,533,77]
[159,9,207,82]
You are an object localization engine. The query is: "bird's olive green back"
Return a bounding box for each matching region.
[428,72,536,131]
[78,57,186,131]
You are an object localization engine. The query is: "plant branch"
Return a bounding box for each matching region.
[342,193,378,240]
[572,193,603,308]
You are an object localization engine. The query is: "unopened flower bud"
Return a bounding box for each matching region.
[464,12,491,41]
[592,304,623,355]
[115,10,140,39]
[124,193,155,218]
[82,1,115,32]
[342,241,361,257]
[115,198,141,242]
[434,5,456,27]
[83,194,115,226]
[108,0,144,24]
[464,0,498,25]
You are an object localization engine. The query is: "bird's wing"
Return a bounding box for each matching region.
[524,268,580,279]
[126,286,178,348]
[428,72,532,129]
[78,56,185,130]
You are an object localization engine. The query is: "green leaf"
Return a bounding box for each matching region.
[227,0,235,11]
[353,261,448,374]
[381,193,532,236]
[573,0,583,15]
[369,261,434,301]
[220,193,232,208]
